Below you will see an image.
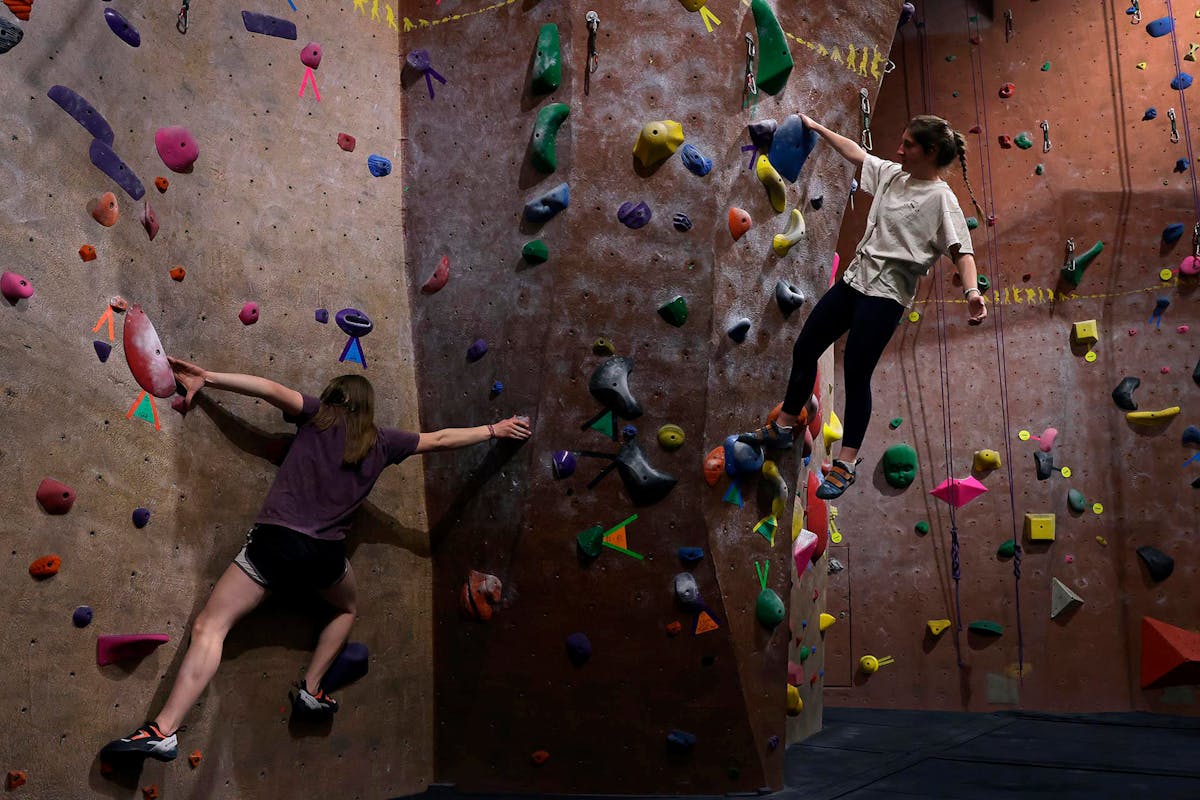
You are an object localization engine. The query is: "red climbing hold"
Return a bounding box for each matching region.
[36,477,76,514]
[3,0,31,21]
[239,302,260,325]
[421,255,450,294]
[154,126,199,173]
[1,271,33,302]
[122,304,177,398]
[5,771,26,790]
[530,750,550,766]
[728,207,752,241]
[805,471,829,560]
[154,176,169,193]
[301,41,322,68]
[169,266,186,281]
[998,82,1015,99]
[998,134,1013,148]
[337,132,356,152]
[1141,616,1200,688]
[969,125,981,134]
[79,245,97,262]
[29,554,61,578]
[96,633,169,666]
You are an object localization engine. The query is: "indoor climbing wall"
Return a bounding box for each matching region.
[401,0,897,793]
[824,0,1200,713]
[0,2,433,798]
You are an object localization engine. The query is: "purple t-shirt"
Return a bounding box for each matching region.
[255,394,420,541]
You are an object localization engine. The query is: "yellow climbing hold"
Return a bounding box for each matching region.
[772,208,807,256]
[823,411,843,451]
[927,618,952,636]
[1024,512,1056,542]
[786,683,803,715]
[633,120,684,169]
[1084,350,1098,363]
[1005,662,1034,679]
[657,424,685,450]
[908,311,920,323]
[1126,406,1181,423]
[1071,319,1098,345]
[1096,535,1108,546]
[972,449,1002,471]
[1136,61,1148,70]
[756,154,788,213]
[677,0,706,9]
[819,612,836,631]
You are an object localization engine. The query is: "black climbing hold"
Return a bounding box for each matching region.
[241,10,298,39]
[1163,223,1185,244]
[1182,425,1200,447]
[1112,376,1140,411]
[1034,451,1055,480]
[667,730,697,752]
[565,632,592,665]
[588,356,642,418]
[1192,355,1199,386]
[747,119,778,151]
[810,195,823,210]
[775,280,805,318]
[612,440,676,504]
[672,212,693,232]
[727,318,751,343]
[1136,545,1174,582]
[93,341,112,363]
[0,16,23,54]
[1193,474,1200,489]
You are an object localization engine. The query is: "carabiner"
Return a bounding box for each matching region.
[1169,107,1180,144]
[860,88,873,151]
[1040,120,1051,153]
[177,0,190,34]
[1064,238,1076,272]
[586,11,599,75]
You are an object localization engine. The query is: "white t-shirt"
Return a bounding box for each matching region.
[842,154,974,307]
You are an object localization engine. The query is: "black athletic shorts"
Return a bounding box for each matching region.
[234,524,348,593]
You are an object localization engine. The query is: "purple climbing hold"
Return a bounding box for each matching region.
[565,632,592,665]
[103,8,141,47]
[466,338,488,362]
[617,200,652,229]
[552,450,576,479]
[315,308,329,324]
[1176,158,1190,173]
[89,139,145,200]
[406,48,431,72]
[767,734,780,751]
[898,2,915,26]
[47,86,115,145]
[322,641,369,691]
[335,308,373,337]
[241,10,297,39]
[93,340,112,363]
[72,606,93,628]
[132,507,151,528]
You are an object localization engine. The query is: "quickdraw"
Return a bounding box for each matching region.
[177,0,190,34]
[1041,120,1051,153]
[1169,107,1180,143]
[1063,237,1076,272]
[743,33,757,106]
[860,88,873,151]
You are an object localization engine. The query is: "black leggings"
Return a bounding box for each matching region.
[782,280,906,451]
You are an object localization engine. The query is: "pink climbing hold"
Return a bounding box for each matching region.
[36,477,76,514]
[122,304,177,398]
[239,302,259,325]
[337,132,356,152]
[96,633,169,666]
[1036,426,1058,453]
[930,475,988,508]
[1129,328,1138,336]
[154,126,199,173]
[421,255,450,294]
[301,41,322,68]
[1179,325,1190,334]
[1,271,33,302]
[1180,255,1200,276]
[141,201,159,241]
[792,528,818,575]
[1162,366,1171,374]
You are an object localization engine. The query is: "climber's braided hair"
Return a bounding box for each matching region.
[907,114,984,221]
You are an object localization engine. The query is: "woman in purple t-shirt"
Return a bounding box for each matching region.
[102,358,531,764]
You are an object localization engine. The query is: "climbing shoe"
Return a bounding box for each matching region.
[291,681,338,719]
[100,722,178,762]
[816,458,862,500]
[737,421,794,450]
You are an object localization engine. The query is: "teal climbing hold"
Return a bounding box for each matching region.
[1067,488,1086,513]
[530,103,570,173]
[1036,164,1045,175]
[531,24,562,94]
[968,620,1004,636]
[966,216,979,230]
[658,295,688,327]
[751,0,793,96]
[1014,132,1033,150]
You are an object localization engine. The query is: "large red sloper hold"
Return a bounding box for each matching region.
[36,477,76,514]
[805,470,829,562]
[122,305,176,398]
[1141,616,1200,688]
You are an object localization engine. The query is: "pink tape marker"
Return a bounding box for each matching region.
[299,66,321,100]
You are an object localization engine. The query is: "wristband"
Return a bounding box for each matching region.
[964,287,982,298]
[488,424,496,439]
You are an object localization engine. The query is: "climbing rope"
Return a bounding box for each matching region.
[1164,0,1200,221]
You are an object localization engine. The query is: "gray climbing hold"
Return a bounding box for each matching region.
[674,572,701,607]
[768,114,819,183]
[588,356,642,418]
[1034,451,1055,480]
[1112,376,1140,411]
[524,182,569,223]
[775,280,805,317]
[1136,546,1174,582]
[611,440,676,504]
[0,17,23,54]
[727,317,751,343]
[828,557,844,574]
[1050,578,1083,618]
[748,119,777,151]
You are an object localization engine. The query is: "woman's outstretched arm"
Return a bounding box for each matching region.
[415,416,532,453]
[168,357,304,415]
[800,113,867,168]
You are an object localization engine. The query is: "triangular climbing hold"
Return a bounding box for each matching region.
[927,618,952,636]
[930,475,988,508]
[723,481,744,507]
[1141,616,1200,688]
[695,610,720,634]
[339,336,366,367]
[587,409,617,439]
[753,514,777,544]
[126,391,160,430]
[1136,61,1147,70]
[1050,577,1083,618]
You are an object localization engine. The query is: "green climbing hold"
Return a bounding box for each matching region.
[1014,132,1034,150]
[997,539,1016,558]
[1036,164,1045,175]
[966,216,979,230]
[576,525,604,558]
[1041,61,1051,71]
[530,102,570,173]
[946,54,957,62]
[889,417,903,429]
[882,443,918,488]
[798,645,811,662]
[952,91,960,98]
[756,588,786,628]
[531,24,562,95]
[968,620,1004,636]
[915,520,930,534]
[1060,240,1104,287]
[1068,488,1087,513]
[658,295,688,327]
[751,0,793,96]
[522,240,549,264]
[977,275,990,293]
[593,338,615,356]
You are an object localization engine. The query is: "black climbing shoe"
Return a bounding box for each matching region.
[291,681,338,719]
[816,458,862,500]
[100,722,178,762]
[737,421,795,450]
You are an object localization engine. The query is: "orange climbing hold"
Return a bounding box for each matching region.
[169,266,186,281]
[141,784,159,800]
[1141,616,1200,688]
[79,244,97,262]
[3,0,31,20]
[29,554,61,577]
[728,207,752,241]
[6,771,26,790]
[154,176,169,193]
[188,750,203,768]
[530,750,550,766]
[703,445,725,486]
[459,570,502,621]
[666,620,682,636]
[110,296,128,312]
[90,192,119,226]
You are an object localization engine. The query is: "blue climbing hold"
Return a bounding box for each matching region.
[1163,222,1185,244]
[622,424,638,440]
[322,642,369,692]
[723,434,764,477]
[565,632,592,665]
[768,114,820,183]
[1172,73,1193,91]
[1147,17,1174,37]
[73,606,93,628]
[315,308,329,323]
[678,546,705,565]
[1176,158,1190,173]
[524,182,569,223]
[491,381,504,395]
[367,154,392,177]
[466,339,488,362]
[667,730,697,751]
[1144,107,1158,121]
[679,143,713,177]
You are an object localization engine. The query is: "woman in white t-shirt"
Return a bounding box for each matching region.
[739,114,988,499]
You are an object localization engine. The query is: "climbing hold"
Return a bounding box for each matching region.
[930,475,989,507]
[1140,616,1200,688]
[998,82,1015,98]
[334,310,371,337]
[786,684,802,715]
[702,445,724,486]
[723,434,764,477]
[632,120,684,169]
[1024,512,1056,541]
[810,195,823,210]
[123,305,176,398]
[132,507,151,528]
[968,620,1004,636]
[589,356,642,418]
[756,587,785,628]
[747,118,777,151]
[1035,426,1057,452]
[241,10,297,39]
[657,424,685,450]
[1147,16,1174,36]
[524,182,569,223]
[890,418,903,429]
[521,240,549,265]
[1034,451,1055,480]
[927,619,951,636]
[679,143,712,177]
[592,338,615,356]
[164,266,184,283]
[530,750,550,766]
[819,613,836,632]
[1194,356,1200,386]
[465,339,488,362]
[822,412,843,451]
[1126,406,1181,424]
[90,192,119,227]
[322,642,369,692]
[898,2,916,25]
[973,449,1001,471]
[662,296,691,326]
[1137,546,1175,582]
[1067,488,1087,513]
[1,271,33,302]
[1144,108,1158,120]
[93,341,111,362]
[337,133,356,152]
[531,24,562,94]
[367,154,392,177]
[300,42,322,68]
[751,0,793,95]
[1112,376,1140,410]
[1035,164,1045,175]
[73,606,93,628]
[564,634,591,664]
[188,751,203,768]
[666,730,697,752]
[29,554,61,578]
[1150,296,1171,328]
[1060,241,1104,287]
[79,245,97,262]
[997,539,1016,558]
[1042,61,1051,71]
[774,280,805,317]
[728,207,752,240]
[882,444,918,488]
[238,302,259,325]
[756,155,788,213]
[617,201,652,229]
[966,216,979,230]
[674,572,701,606]
[420,255,450,293]
[110,296,128,312]
[678,546,704,565]
[490,381,504,397]
[140,201,159,241]
[1172,73,1193,90]
[1177,158,1191,173]
[1014,132,1033,149]
[1163,222,1185,244]
[914,520,929,534]
[96,633,169,666]
[530,102,570,173]
[103,8,141,47]
[460,570,502,621]
[153,127,200,176]
[153,177,169,195]
[727,317,752,343]
[1050,578,1083,618]
[5,772,26,791]
[772,208,807,256]
[672,212,693,232]
[0,16,22,53]
[666,620,682,636]
[768,114,820,183]
[997,135,1013,149]
[1182,254,1200,276]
